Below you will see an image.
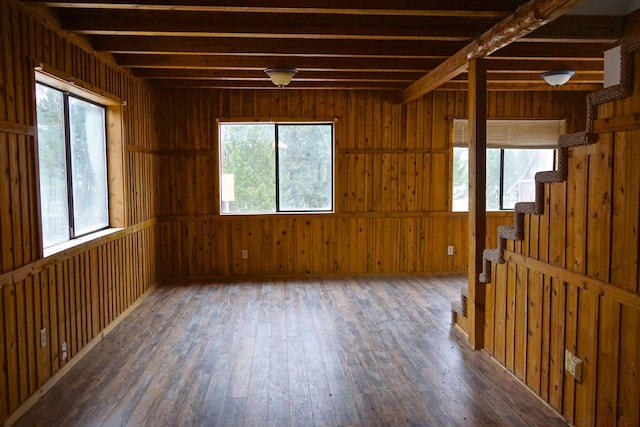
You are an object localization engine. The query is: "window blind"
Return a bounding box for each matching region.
[452,119,565,148]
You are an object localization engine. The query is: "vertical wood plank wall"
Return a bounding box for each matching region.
[0,0,158,423]
[156,89,586,280]
[484,51,640,426]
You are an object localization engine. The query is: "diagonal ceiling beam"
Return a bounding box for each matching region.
[401,0,586,103]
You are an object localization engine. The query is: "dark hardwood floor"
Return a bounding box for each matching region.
[15,275,567,426]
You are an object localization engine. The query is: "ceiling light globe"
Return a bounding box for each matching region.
[265,68,298,87]
[541,70,575,87]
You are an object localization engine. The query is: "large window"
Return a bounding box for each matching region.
[452,119,563,212]
[36,82,109,248]
[219,122,333,214]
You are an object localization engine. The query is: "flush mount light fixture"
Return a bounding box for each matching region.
[265,68,297,87]
[541,70,575,87]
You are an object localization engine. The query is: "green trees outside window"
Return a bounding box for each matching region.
[220,123,333,214]
[452,147,555,212]
[36,83,109,248]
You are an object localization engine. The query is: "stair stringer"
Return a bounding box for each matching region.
[478,35,640,284]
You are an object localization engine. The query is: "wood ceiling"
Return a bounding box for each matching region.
[23,0,624,94]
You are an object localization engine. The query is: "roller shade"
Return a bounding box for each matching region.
[452,119,565,148]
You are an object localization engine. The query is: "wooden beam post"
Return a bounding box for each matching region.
[401,0,585,103]
[467,58,487,350]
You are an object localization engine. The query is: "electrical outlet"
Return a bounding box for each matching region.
[40,328,47,348]
[241,249,248,259]
[447,246,454,256]
[61,342,68,361]
[565,349,583,382]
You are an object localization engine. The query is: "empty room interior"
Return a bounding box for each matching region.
[1,0,640,425]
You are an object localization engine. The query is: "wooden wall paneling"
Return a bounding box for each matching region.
[548,277,565,413]
[403,217,417,272]
[431,153,448,211]
[156,88,586,281]
[4,283,19,414]
[514,264,528,382]
[452,216,467,271]
[8,134,24,269]
[611,130,640,293]
[46,266,59,377]
[68,257,78,357]
[562,284,578,424]
[24,275,36,396]
[17,137,30,266]
[420,154,432,212]
[617,305,640,426]
[55,263,66,369]
[420,218,432,273]
[539,274,552,401]
[566,147,589,275]
[431,92,448,149]
[37,272,50,388]
[595,298,620,425]
[430,217,447,272]
[538,187,550,263]
[525,270,543,393]
[521,214,531,257]
[573,290,598,427]
[484,275,495,355]
[493,261,508,365]
[586,134,613,282]
[14,278,28,403]
[548,180,567,268]
[406,100,417,150]
[0,133,9,273]
[505,261,516,371]
[0,286,6,423]
[90,248,100,338]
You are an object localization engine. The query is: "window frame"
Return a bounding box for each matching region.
[218,119,336,215]
[35,67,126,255]
[37,81,110,242]
[450,118,563,213]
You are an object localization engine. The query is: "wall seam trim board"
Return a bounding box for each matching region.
[505,251,640,310]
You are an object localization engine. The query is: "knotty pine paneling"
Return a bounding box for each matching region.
[156,88,586,279]
[0,0,158,423]
[485,49,640,426]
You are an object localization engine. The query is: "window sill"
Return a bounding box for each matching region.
[43,228,123,258]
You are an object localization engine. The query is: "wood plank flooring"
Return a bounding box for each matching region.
[14,276,567,426]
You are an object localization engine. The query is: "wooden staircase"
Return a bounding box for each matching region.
[450,285,468,331]
[452,34,640,332]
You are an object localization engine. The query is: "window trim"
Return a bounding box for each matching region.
[35,66,126,255]
[218,119,336,215]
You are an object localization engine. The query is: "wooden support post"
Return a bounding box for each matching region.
[467,58,487,350]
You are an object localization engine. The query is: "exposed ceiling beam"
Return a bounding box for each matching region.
[132,69,426,81]
[114,54,446,71]
[401,0,589,103]
[523,14,624,42]
[491,42,611,59]
[132,68,602,84]
[57,10,502,40]
[91,35,609,60]
[92,36,467,57]
[22,0,521,17]
[439,82,602,91]
[147,79,410,90]
[484,58,602,71]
